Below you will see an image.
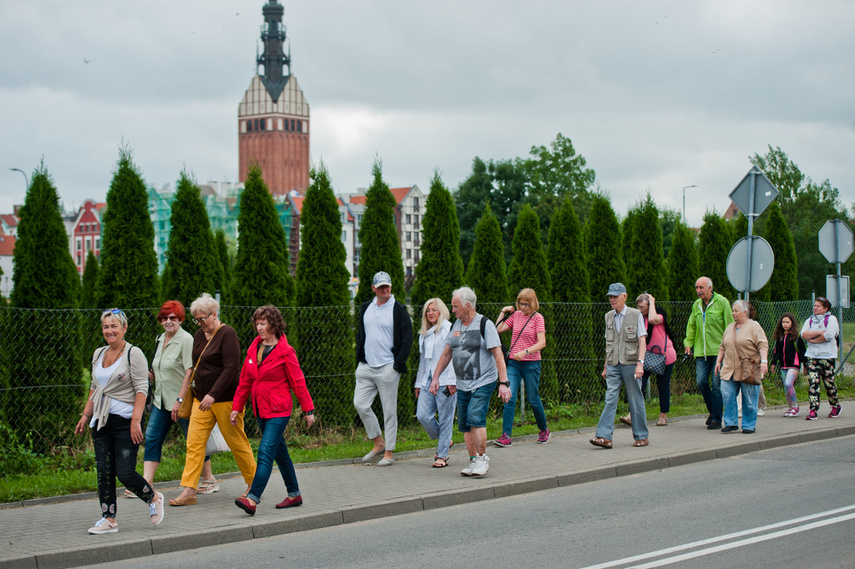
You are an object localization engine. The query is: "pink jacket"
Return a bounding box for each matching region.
[233,335,314,419]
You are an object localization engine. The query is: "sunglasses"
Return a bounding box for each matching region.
[103,308,125,317]
[160,315,179,322]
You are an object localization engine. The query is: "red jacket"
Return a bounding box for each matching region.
[233,335,314,419]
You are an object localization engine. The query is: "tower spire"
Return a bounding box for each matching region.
[257,0,291,101]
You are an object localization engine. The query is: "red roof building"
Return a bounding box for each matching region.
[70,200,104,274]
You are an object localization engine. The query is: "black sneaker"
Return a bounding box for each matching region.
[721,425,738,433]
[705,414,712,426]
[707,420,721,430]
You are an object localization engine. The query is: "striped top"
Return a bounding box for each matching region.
[505,310,545,361]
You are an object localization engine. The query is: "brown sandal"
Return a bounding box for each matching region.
[432,456,449,468]
[633,438,649,447]
[657,417,668,426]
[619,415,632,427]
[590,437,612,449]
[169,494,197,506]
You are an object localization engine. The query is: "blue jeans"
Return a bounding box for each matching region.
[502,360,547,435]
[596,364,649,441]
[416,387,457,459]
[457,382,495,432]
[695,356,722,422]
[248,415,299,504]
[144,403,211,463]
[721,379,759,431]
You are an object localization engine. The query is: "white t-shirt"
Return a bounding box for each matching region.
[363,295,396,367]
[91,350,135,425]
[446,314,500,392]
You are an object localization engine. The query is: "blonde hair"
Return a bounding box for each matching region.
[419,298,450,336]
[100,308,128,329]
[516,288,539,312]
[189,293,219,318]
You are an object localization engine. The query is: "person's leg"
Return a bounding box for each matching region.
[758,384,766,411]
[720,379,739,428]
[595,365,622,440]
[622,365,649,441]
[92,420,118,521]
[112,417,155,504]
[375,363,400,456]
[272,417,301,497]
[501,361,522,436]
[781,369,798,409]
[416,389,440,440]
[471,427,488,456]
[695,357,715,416]
[710,360,723,422]
[522,361,548,431]
[457,389,475,454]
[819,359,840,407]
[658,363,674,415]
[806,358,821,412]
[435,387,457,459]
[211,401,256,489]
[247,416,290,504]
[741,383,760,431]
[177,401,217,495]
[177,417,215,487]
[143,404,173,484]
[466,383,493,456]
[353,363,383,448]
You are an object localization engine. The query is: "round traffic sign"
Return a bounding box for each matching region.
[726,236,775,293]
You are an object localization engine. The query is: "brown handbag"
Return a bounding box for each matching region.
[732,323,762,385]
[178,325,223,419]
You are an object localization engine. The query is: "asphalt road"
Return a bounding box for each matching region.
[88,435,855,569]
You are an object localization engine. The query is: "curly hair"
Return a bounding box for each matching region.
[157,300,186,322]
[252,305,285,338]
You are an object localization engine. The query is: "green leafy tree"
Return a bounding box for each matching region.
[6,162,82,452]
[455,157,493,269]
[465,205,509,304]
[548,197,589,302]
[585,193,625,299]
[355,159,406,304]
[160,172,217,308]
[508,204,552,301]
[294,163,353,427]
[96,148,160,309]
[698,211,735,300]
[667,222,699,302]
[230,165,295,308]
[411,171,464,308]
[80,250,100,309]
[764,200,799,302]
[625,193,668,301]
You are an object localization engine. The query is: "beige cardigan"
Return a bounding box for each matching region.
[89,343,149,429]
[717,320,768,382]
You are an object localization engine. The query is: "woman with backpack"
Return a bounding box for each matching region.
[799,297,842,420]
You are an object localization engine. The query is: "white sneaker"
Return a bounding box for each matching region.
[461,457,477,476]
[757,408,766,417]
[470,455,489,476]
[149,492,165,525]
[88,518,118,534]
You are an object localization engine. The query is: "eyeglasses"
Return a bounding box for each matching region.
[160,315,179,322]
[193,313,213,326]
[519,303,531,308]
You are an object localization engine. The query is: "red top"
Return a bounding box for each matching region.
[233,334,314,419]
[505,311,545,361]
[645,315,677,365]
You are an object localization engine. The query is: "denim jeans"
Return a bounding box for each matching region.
[596,364,648,441]
[721,379,759,431]
[247,415,299,504]
[416,387,457,459]
[143,403,211,463]
[501,360,548,435]
[92,415,154,518]
[695,356,722,422]
[457,382,495,432]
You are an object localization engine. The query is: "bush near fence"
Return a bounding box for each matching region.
[0,300,848,456]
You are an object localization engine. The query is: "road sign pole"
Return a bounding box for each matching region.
[744,170,757,302]
[837,222,844,362]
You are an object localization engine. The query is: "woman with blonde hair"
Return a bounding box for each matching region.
[415,298,457,468]
[495,288,549,446]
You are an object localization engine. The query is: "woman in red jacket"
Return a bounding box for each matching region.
[231,305,315,515]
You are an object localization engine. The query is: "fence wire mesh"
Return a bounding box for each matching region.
[0,300,849,454]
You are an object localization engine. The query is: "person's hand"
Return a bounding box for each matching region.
[602,365,607,379]
[148,370,155,381]
[447,385,457,396]
[229,410,239,425]
[429,378,440,395]
[760,362,768,376]
[498,383,511,403]
[648,294,656,303]
[714,361,721,375]
[171,401,181,421]
[199,394,215,411]
[634,361,643,379]
[305,413,315,428]
[75,415,89,436]
[501,305,515,314]
[130,420,143,444]
[414,388,420,399]
[684,346,692,355]
[513,350,526,361]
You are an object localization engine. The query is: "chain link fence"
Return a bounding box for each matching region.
[1,299,850,455]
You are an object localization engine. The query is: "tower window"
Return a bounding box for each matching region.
[285,119,290,131]
[297,120,302,132]
[254,119,259,131]
[260,119,266,131]
[246,120,252,132]
[291,119,295,131]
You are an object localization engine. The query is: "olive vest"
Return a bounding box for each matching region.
[605,307,642,366]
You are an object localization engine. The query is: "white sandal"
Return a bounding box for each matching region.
[198,479,220,494]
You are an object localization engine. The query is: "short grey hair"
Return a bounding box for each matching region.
[452,286,477,312]
[100,308,128,329]
[732,299,750,316]
[190,293,220,318]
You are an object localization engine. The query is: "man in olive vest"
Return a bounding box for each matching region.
[591,283,649,449]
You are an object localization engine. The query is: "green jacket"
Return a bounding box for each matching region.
[684,292,734,357]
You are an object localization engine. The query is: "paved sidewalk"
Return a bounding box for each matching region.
[2,405,854,569]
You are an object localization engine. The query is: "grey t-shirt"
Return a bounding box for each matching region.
[446,314,500,392]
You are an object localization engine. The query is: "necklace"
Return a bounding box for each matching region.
[103,341,126,367]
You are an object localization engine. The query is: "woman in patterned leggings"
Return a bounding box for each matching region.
[799,297,842,421]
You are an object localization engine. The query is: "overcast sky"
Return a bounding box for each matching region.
[1,1,853,228]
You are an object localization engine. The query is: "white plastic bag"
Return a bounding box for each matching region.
[205,423,230,455]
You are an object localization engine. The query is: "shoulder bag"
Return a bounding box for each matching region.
[732,323,762,385]
[643,328,667,376]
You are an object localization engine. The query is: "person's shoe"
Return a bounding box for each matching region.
[168,494,197,506]
[494,433,512,447]
[235,496,256,515]
[707,420,721,430]
[198,479,220,494]
[783,407,800,417]
[537,429,551,444]
[742,429,755,434]
[828,405,842,418]
[470,455,490,476]
[461,457,477,476]
[619,415,632,427]
[149,492,165,525]
[376,458,395,466]
[361,448,385,464]
[705,414,712,426]
[589,437,612,449]
[806,410,818,421]
[275,495,303,509]
[757,408,766,417]
[88,518,118,534]
[721,425,739,433]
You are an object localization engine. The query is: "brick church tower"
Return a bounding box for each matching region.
[238,1,310,196]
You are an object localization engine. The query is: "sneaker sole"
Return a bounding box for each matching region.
[493,441,511,447]
[88,527,118,535]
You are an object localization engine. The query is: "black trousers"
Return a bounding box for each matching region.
[92,414,153,518]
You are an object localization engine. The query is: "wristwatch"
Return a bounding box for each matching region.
[638,360,644,365]
[177,397,184,403]
[498,381,510,387]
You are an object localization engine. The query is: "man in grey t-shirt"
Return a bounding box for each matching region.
[431,287,510,477]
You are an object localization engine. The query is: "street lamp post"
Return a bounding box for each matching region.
[9,168,29,190]
[682,184,697,224]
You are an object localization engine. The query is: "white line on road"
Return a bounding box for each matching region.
[577,504,855,569]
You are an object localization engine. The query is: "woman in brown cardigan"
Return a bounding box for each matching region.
[714,300,768,434]
[170,293,257,506]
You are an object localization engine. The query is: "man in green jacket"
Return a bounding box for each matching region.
[684,276,734,430]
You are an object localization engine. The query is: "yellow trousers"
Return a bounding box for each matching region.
[180,399,256,489]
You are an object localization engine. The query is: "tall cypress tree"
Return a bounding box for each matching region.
[161,172,217,308]
[294,163,353,427]
[465,205,509,304]
[667,222,699,302]
[7,162,82,452]
[230,165,295,309]
[548,197,589,302]
[96,148,160,309]
[355,159,406,305]
[764,200,799,302]
[698,211,735,300]
[626,193,668,300]
[80,250,100,309]
[214,229,232,297]
[411,171,464,309]
[585,193,625,299]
